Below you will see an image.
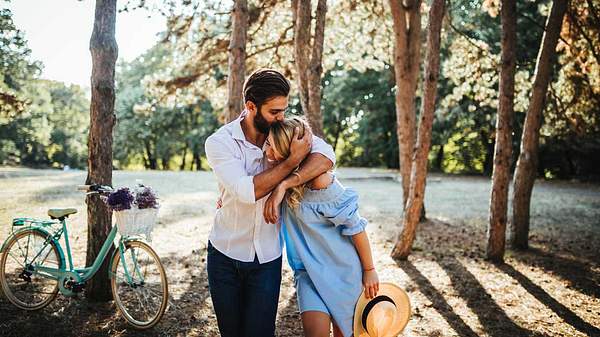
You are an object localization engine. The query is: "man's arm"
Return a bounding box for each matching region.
[253,127,313,200]
[263,137,335,223]
[253,156,302,200]
[276,135,335,190]
[206,127,312,204]
[276,152,334,190]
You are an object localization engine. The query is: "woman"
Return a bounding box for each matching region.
[264,116,379,337]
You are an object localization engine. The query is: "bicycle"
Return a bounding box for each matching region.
[0,184,168,329]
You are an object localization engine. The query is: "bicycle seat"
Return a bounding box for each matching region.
[48,208,78,219]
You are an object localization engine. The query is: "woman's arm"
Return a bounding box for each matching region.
[351,231,379,299]
[263,154,333,223]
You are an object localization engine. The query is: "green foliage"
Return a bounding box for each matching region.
[321,67,398,168]
[0,5,42,117]
[0,80,89,167]
[0,5,89,168]
[1,0,598,179]
[114,44,220,170]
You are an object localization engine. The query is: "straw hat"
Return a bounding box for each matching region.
[353,282,411,337]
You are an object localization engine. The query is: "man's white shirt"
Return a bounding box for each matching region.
[204,112,336,263]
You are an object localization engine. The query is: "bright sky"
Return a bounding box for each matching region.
[6,0,166,90]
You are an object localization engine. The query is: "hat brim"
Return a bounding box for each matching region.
[353,282,411,337]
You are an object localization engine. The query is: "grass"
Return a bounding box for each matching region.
[0,167,599,336]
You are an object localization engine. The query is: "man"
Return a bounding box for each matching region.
[204,68,336,337]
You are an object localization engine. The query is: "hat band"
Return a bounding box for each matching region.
[361,295,396,332]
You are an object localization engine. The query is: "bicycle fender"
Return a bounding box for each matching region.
[108,238,144,279]
[0,227,66,269]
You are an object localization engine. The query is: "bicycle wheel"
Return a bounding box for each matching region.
[110,240,168,329]
[0,229,61,310]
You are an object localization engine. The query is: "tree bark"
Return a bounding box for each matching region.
[193,151,202,171]
[434,143,444,171]
[487,0,517,263]
[292,0,327,137]
[391,0,445,260]
[226,0,248,123]
[85,0,117,301]
[389,0,422,207]
[180,143,188,171]
[144,140,157,170]
[511,0,567,250]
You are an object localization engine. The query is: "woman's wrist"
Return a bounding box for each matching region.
[363,266,376,272]
[281,172,300,190]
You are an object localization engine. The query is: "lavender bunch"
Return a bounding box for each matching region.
[106,187,134,211]
[135,186,159,209]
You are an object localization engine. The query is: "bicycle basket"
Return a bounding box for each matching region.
[114,207,159,241]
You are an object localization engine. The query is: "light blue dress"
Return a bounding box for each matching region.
[280,175,367,337]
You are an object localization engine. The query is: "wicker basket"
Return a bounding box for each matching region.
[114,207,159,241]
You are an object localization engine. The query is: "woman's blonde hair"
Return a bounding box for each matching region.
[269,116,310,209]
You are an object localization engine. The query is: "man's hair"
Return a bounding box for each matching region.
[243,69,290,111]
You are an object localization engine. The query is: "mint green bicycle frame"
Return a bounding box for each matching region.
[2,217,141,295]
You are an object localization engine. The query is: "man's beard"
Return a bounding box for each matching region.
[254,110,271,134]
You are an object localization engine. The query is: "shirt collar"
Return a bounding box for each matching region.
[232,110,266,152]
[231,110,247,141]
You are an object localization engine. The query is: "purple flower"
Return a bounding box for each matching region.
[106,187,134,211]
[135,186,159,209]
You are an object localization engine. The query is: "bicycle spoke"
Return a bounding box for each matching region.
[134,290,147,317]
[24,232,31,264]
[1,230,59,310]
[7,251,25,268]
[112,242,166,328]
[38,246,55,266]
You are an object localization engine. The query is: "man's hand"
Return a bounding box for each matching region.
[264,184,287,224]
[286,126,312,167]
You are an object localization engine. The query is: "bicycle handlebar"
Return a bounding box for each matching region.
[77,184,114,193]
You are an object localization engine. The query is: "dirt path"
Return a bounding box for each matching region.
[0,168,598,336]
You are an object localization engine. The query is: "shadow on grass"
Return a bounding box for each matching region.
[498,262,600,337]
[0,248,213,337]
[396,260,480,337]
[510,247,600,299]
[397,257,546,337]
[439,257,536,337]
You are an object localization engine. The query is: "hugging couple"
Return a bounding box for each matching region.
[204,69,410,337]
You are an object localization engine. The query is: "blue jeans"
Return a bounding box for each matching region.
[206,241,282,337]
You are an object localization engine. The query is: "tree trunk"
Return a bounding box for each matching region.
[511,0,567,250]
[144,140,157,170]
[487,0,517,263]
[85,0,117,301]
[389,0,422,207]
[161,156,170,170]
[193,151,202,171]
[391,0,445,260]
[292,0,327,138]
[483,134,495,176]
[226,0,248,123]
[434,143,444,171]
[180,143,188,171]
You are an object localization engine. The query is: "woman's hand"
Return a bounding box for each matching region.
[264,184,287,224]
[362,269,379,299]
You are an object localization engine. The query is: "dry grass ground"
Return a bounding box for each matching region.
[0,167,598,337]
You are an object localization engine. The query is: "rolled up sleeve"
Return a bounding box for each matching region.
[205,135,256,204]
[311,136,336,166]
